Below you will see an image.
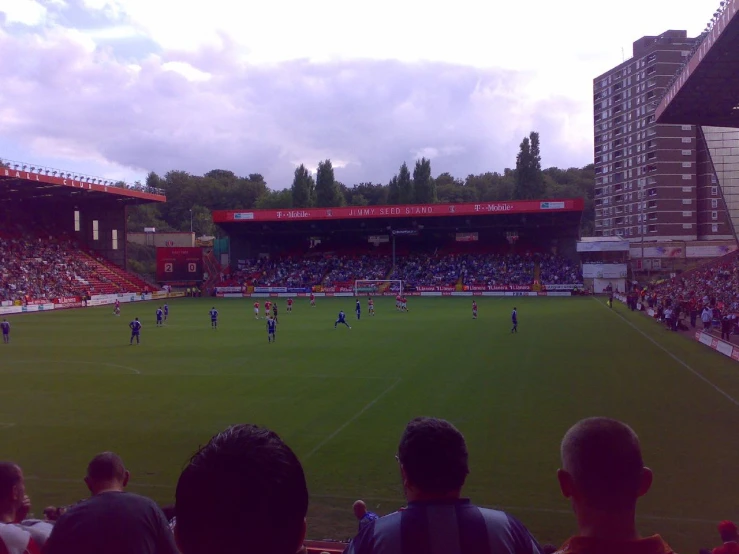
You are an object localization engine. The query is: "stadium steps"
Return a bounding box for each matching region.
[203,250,222,291]
[74,252,149,294]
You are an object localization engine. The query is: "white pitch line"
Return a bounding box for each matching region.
[0,423,16,429]
[2,360,141,375]
[595,298,739,407]
[304,379,402,460]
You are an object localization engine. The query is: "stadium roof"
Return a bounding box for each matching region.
[213,198,584,224]
[0,167,166,204]
[656,0,739,127]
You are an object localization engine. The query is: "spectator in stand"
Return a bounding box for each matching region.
[713,521,739,554]
[0,461,53,553]
[702,306,713,330]
[344,417,541,554]
[352,500,378,531]
[555,417,672,554]
[44,452,178,554]
[175,424,308,554]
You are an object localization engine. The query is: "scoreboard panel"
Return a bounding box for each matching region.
[156,247,203,282]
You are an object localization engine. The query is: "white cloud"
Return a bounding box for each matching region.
[0,0,724,186]
[0,0,47,25]
[161,61,211,82]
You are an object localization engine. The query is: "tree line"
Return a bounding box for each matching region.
[5,131,596,237]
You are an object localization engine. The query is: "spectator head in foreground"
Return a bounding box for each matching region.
[556,418,672,553]
[44,452,178,554]
[714,520,739,554]
[0,462,53,550]
[345,417,541,554]
[175,424,309,554]
[0,462,26,523]
[85,451,130,495]
[397,416,469,501]
[352,500,378,531]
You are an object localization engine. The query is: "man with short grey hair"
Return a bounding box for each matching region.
[555,417,673,554]
[44,452,177,554]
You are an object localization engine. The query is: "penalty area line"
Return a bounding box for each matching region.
[304,378,402,460]
[594,298,739,407]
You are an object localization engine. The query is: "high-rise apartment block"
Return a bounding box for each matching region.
[593,30,733,242]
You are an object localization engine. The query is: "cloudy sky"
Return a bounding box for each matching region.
[0,0,712,189]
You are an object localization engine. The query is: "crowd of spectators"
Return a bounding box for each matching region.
[324,256,389,286]
[2,416,728,554]
[0,232,93,302]
[460,254,536,286]
[390,254,463,286]
[539,253,583,285]
[221,252,582,289]
[638,254,739,340]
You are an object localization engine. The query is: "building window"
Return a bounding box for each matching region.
[681,137,691,143]
[713,224,719,232]
[712,211,719,220]
[112,229,118,250]
[682,198,692,204]
[681,150,691,155]
[74,210,80,232]
[681,125,692,130]
[683,223,692,229]
[712,199,718,209]
[682,174,691,180]
[683,211,692,217]
[681,162,691,168]
[92,220,99,241]
[648,224,657,233]
[712,186,719,196]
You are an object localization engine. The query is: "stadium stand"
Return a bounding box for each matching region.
[217,252,581,289]
[0,226,151,303]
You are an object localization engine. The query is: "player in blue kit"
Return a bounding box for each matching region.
[129,317,142,345]
[156,307,164,327]
[355,299,361,320]
[511,307,518,333]
[210,307,218,329]
[335,310,351,329]
[1,319,10,344]
[163,303,169,322]
[267,315,277,343]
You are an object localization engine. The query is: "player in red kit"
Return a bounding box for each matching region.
[264,300,272,318]
[113,299,120,316]
[287,298,294,312]
[472,301,478,319]
[368,296,375,316]
[401,296,408,312]
[310,293,316,307]
[253,301,260,319]
[396,295,401,311]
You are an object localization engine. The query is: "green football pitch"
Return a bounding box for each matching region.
[2,296,739,552]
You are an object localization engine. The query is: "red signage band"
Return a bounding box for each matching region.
[0,168,166,202]
[213,199,584,224]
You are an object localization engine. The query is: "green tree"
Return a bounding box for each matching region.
[345,183,388,206]
[514,131,545,200]
[397,162,414,204]
[387,176,400,204]
[256,189,293,209]
[315,159,342,207]
[290,164,315,208]
[435,172,476,203]
[413,157,436,203]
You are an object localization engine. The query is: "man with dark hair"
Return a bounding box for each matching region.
[44,452,177,554]
[713,521,739,554]
[175,423,309,554]
[555,417,672,554]
[0,461,53,553]
[345,417,541,554]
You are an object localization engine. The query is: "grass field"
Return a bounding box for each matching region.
[2,296,739,552]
